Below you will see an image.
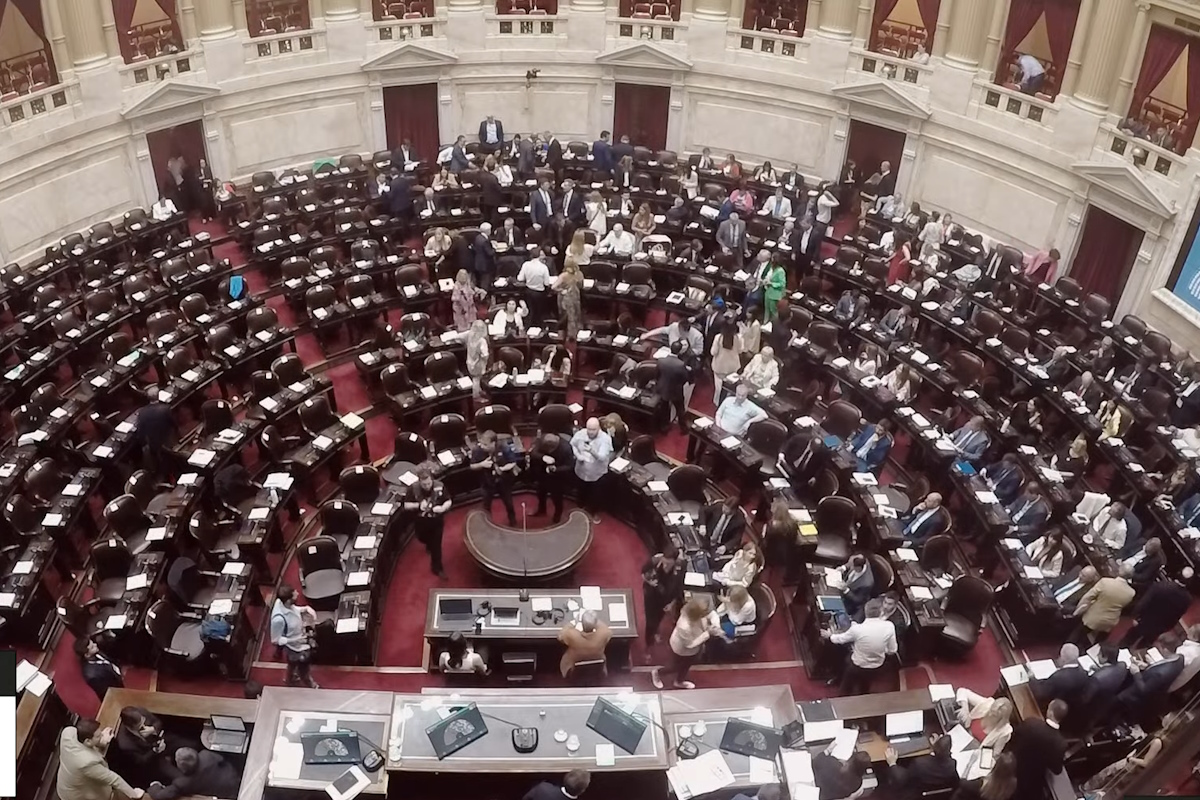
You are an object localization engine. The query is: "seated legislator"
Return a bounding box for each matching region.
[717,586,757,633]
[596,223,635,257]
[761,187,792,220]
[715,382,768,436]
[839,553,874,621]
[147,748,240,800]
[1116,634,1185,720]
[948,416,990,464]
[740,345,780,390]
[952,691,1014,752]
[558,610,613,678]
[700,496,746,555]
[885,734,960,800]
[1024,527,1068,578]
[1005,483,1050,542]
[898,493,946,544]
[1050,433,1089,480]
[880,363,919,403]
[1171,625,1200,693]
[713,543,763,588]
[981,453,1023,505]
[439,631,489,675]
[1079,496,1130,553]
[848,420,893,474]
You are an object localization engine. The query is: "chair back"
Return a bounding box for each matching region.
[868,553,894,595]
[393,431,429,465]
[338,467,380,505]
[424,351,461,383]
[974,310,1004,338]
[815,495,857,535]
[299,396,336,434]
[666,464,707,503]
[475,404,515,435]
[537,404,575,436]
[1056,278,1082,299]
[920,534,954,572]
[629,435,659,465]
[1119,315,1147,339]
[381,363,414,396]
[746,419,788,460]
[90,537,133,579]
[1083,293,1110,320]
[944,575,993,626]
[824,400,862,439]
[201,399,234,434]
[298,535,344,575]
[951,351,984,386]
[812,468,840,499]
[428,413,468,452]
[1144,331,1172,360]
[124,470,159,509]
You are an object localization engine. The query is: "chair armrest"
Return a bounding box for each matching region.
[198,570,223,579]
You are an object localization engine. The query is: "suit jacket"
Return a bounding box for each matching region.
[517,138,535,176]
[899,507,945,543]
[780,170,805,191]
[1034,664,1090,710]
[1118,657,1185,709]
[982,461,1023,504]
[473,233,496,277]
[387,175,413,215]
[561,189,585,223]
[1173,381,1200,426]
[1078,577,1135,632]
[1117,365,1154,397]
[700,502,746,552]
[449,145,470,173]
[524,782,570,800]
[716,218,746,251]
[876,171,896,197]
[557,622,612,677]
[1130,550,1165,589]
[1008,718,1066,792]
[391,144,417,165]
[81,655,124,700]
[849,426,891,472]
[148,751,241,800]
[1082,662,1130,727]
[57,728,137,800]
[478,119,504,146]
[530,189,555,227]
[479,171,503,206]
[1005,495,1050,540]
[592,139,614,174]
[546,137,564,170]
[1133,579,1190,634]
[496,225,525,249]
[611,141,634,163]
[888,753,959,800]
[655,355,689,400]
[416,196,440,217]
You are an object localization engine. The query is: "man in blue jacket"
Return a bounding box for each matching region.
[849,420,893,474]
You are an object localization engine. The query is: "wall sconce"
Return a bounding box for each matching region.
[1130,146,1148,167]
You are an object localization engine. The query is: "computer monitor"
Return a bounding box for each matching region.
[439,597,474,620]
[885,710,925,738]
[211,715,245,732]
[425,703,488,760]
[490,607,520,626]
[586,697,647,755]
[301,730,362,766]
[720,718,783,761]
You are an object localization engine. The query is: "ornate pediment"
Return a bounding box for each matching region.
[1071,161,1176,219]
[595,42,693,72]
[362,41,458,72]
[829,80,930,119]
[122,80,220,120]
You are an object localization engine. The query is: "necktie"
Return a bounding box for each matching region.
[798,443,813,473]
[713,514,729,545]
[856,434,876,460]
[906,510,927,535]
[1188,503,1200,526]
[1013,500,1032,522]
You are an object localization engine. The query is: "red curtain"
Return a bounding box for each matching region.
[1131,24,1189,115]
[1043,0,1078,67]
[6,0,56,82]
[868,0,900,51]
[113,0,137,62]
[613,83,670,151]
[382,84,440,161]
[997,0,1042,79]
[1185,42,1200,146]
[915,0,941,48]
[1070,207,1143,303]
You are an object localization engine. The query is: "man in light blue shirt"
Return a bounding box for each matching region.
[715,382,768,436]
[571,418,613,520]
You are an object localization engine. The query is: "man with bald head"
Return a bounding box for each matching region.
[558,610,613,677]
[570,418,613,521]
[1034,643,1090,723]
[898,492,944,544]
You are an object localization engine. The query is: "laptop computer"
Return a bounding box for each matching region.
[439,597,475,626]
[301,730,362,766]
[817,595,846,614]
[425,703,488,760]
[586,697,647,755]
[490,607,520,626]
[208,715,248,752]
[719,718,783,761]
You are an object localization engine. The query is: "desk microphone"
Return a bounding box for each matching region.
[518,500,530,602]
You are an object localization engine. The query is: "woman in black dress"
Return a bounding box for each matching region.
[640,545,683,659]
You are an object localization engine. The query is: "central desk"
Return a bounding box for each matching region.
[464,509,594,580]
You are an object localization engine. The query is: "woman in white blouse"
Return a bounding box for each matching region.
[740,346,779,390]
[491,298,527,336]
[438,631,488,675]
[565,229,593,267]
[651,597,723,690]
[739,307,763,358]
[881,363,919,403]
[852,343,882,377]
[679,166,699,200]
[1025,528,1067,578]
[953,691,1014,753]
[585,191,608,238]
[709,316,743,406]
[713,543,763,588]
[718,586,757,626]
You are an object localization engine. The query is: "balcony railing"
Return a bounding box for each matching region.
[488,13,563,36]
[244,27,323,58]
[733,27,809,60]
[974,81,1057,129]
[1103,122,1187,180]
[371,15,442,41]
[118,50,199,89]
[611,16,683,41]
[1,80,75,128]
[852,48,931,86]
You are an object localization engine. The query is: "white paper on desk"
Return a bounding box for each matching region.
[829,728,858,761]
[948,724,975,754]
[852,472,878,486]
[666,512,692,526]
[910,585,933,600]
[1077,655,1098,673]
[222,562,248,576]
[12,560,32,575]
[26,672,51,697]
[336,617,360,634]
[911,413,930,428]
[1028,659,1058,680]
[249,507,270,521]
[783,748,815,786]
[720,435,740,449]
[872,493,891,505]
[580,585,603,610]
[668,750,736,800]
[750,755,777,783]
[684,571,706,588]
[879,505,899,519]
[104,614,128,630]
[647,480,669,492]
[354,535,377,550]
[529,597,554,613]
[126,573,149,591]
[42,513,63,527]
[823,567,845,590]
[271,742,304,781]
[1001,538,1023,551]
[974,490,999,504]
[209,599,234,615]
[929,683,955,701]
[1023,565,1044,580]
[420,385,438,400]
[1000,664,1029,685]
[146,526,168,542]
[438,450,456,467]
[953,750,976,778]
[609,457,630,474]
[895,548,918,562]
[347,571,370,587]
[934,574,954,590]
[803,719,847,742]
[790,509,812,523]
[265,473,293,490]
[693,416,714,430]
[16,660,36,691]
[188,449,216,467]
[595,743,616,767]
[371,502,395,516]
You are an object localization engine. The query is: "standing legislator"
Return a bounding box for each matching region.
[571,418,613,520]
[533,433,575,524]
[406,463,452,579]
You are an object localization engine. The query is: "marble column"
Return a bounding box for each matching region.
[944,0,990,69]
[322,0,361,19]
[805,0,823,37]
[1058,0,1095,98]
[1112,2,1153,118]
[979,0,1010,77]
[195,0,237,38]
[447,0,484,12]
[59,0,109,70]
[818,0,856,39]
[98,0,121,60]
[1073,0,1137,112]
[178,0,200,44]
[852,0,872,45]
[43,0,70,78]
[693,0,731,22]
[931,0,953,59]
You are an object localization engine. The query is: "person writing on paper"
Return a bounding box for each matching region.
[950,751,1017,800]
[1005,483,1050,542]
[571,417,613,520]
[651,597,723,689]
[58,719,146,800]
[700,495,745,555]
[740,345,779,391]
[717,586,757,630]
[1024,527,1067,578]
[1072,563,1135,646]
[147,748,239,800]
[595,223,635,257]
[75,637,124,701]
[523,768,591,800]
[953,691,1013,753]
[270,584,319,689]
[949,416,990,463]
[439,631,488,675]
[715,382,768,437]
[406,463,452,579]
[713,542,763,588]
[813,749,872,800]
[886,733,959,800]
[557,610,612,678]
[849,420,893,474]
[898,493,945,544]
[840,553,875,621]
[823,598,897,696]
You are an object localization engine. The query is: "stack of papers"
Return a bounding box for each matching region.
[580,586,603,610]
[666,750,736,800]
[1027,659,1058,680]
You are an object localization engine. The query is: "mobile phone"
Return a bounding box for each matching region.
[978,748,994,771]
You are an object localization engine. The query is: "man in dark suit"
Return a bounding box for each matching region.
[610,134,634,164]
[479,168,503,227]
[478,115,504,153]
[592,130,614,176]
[560,179,585,226]
[1034,643,1090,729]
[1121,570,1191,648]
[532,433,575,524]
[495,218,525,250]
[1116,355,1155,399]
[148,747,240,800]
[1081,643,1130,730]
[544,132,564,179]
[875,160,896,198]
[1005,483,1050,542]
[1116,634,1185,722]
[884,733,959,800]
[387,170,414,230]
[75,637,123,701]
[530,180,555,228]
[654,341,690,435]
[1172,365,1200,426]
[780,432,827,487]
[700,497,745,555]
[473,224,497,291]
[517,135,536,178]
[981,453,1023,505]
[897,493,945,544]
[1008,699,1067,799]
[523,769,591,800]
[390,138,417,167]
[1128,537,1167,596]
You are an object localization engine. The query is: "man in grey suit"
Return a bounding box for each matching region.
[716,212,747,267]
[517,135,536,178]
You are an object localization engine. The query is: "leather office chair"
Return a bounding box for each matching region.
[583,261,617,289]
[868,553,895,595]
[395,264,426,297]
[339,465,381,505]
[950,351,984,387]
[920,534,954,573]
[102,331,135,364]
[428,413,468,453]
[381,363,415,399]
[298,535,347,609]
[251,370,280,401]
[475,405,515,436]
[125,470,166,510]
[1055,278,1081,299]
[628,435,670,481]
[746,419,788,477]
[299,396,338,437]
[424,351,461,383]
[392,431,430,469]
[1083,294,1110,321]
[1143,331,1172,361]
[813,496,855,565]
[56,596,118,640]
[30,383,62,415]
[166,556,222,611]
[999,325,1029,353]
[811,468,840,500]
[622,262,654,298]
[974,310,1004,338]
[495,346,525,373]
[52,311,84,339]
[399,313,430,342]
[1142,388,1173,420]
[345,275,377,314]
[201,399,234,435]
[84,287,118,318]
[205,324,239,359]
[272,353,308,386]
[537,405,575,437]
[4,494,40,538]
[939,575,993,655]
[259,425,304,467]
[823,400,862,439]
[806,322,841,358]
[145,599,209,670]
[103,494,152,555]
[247,306,279,338]
[180,293,211,324]
[567,658,608,682]
[90,538,134,602]
[666,464,707,516]
[305,284,338,322]
[630,360,659,389]
[147,310,184,348]
[25,458,67,504]
[1119,315,1147,340]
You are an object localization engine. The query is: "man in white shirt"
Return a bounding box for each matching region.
[570,418,613,521]
[815,185,838,224]
[639,317,704,360]
[823,598,897,695]
[1017,53,1046,94]
[1171,625,1200,692]
[151,195,178,222]
[478,114,504,152]
[517,248,552,322]
[761,187,792,220]
[1090,503,1129,552]
[596,223,635,257]
[714,382,768,436]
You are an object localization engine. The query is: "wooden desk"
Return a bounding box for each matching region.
[464,508,593,580]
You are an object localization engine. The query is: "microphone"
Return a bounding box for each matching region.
[519,500,530,602]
